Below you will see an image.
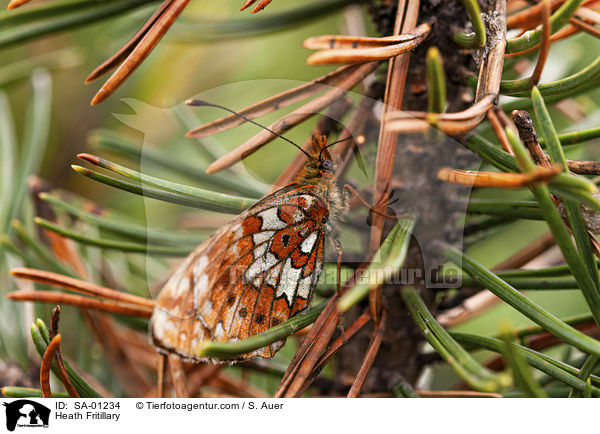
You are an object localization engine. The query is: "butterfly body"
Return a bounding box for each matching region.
[150,136,343,363]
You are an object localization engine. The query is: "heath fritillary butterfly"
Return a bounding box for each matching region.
[150,135,344,363]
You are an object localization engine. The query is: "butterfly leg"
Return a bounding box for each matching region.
[156,352,168,397]
[334,238,348,343]
[168,354,189,397]
[342,183,398,220]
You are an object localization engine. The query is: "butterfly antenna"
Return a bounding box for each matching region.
[318,135,367,177]
[317,136,354,161]
[186,99,312,159]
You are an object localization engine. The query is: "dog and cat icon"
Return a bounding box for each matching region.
[3,400,50,431]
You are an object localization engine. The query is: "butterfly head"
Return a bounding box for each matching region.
[314,134,335,170]
[318,158,334,173]
[293,135,337,186]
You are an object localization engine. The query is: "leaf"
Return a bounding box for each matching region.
[499,321,548,397]
[197,302,326,359]
[30,320,102,398]
[402,287,510,392]
[169,0,355,41]
[35,217,193,256]
[0,0,159,49]
[452,332,600,396]
[337,218,415,312]
[73,154,256,214]
[443,245,600,358]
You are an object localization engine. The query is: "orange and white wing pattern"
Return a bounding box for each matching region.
[151,184,329,362]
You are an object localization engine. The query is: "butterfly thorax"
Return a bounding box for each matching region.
[293,137,344,225]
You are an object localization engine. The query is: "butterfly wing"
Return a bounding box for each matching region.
[150,232,224,359]
[151,184,329,362]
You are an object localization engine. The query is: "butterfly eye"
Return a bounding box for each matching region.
[319,159,334,173]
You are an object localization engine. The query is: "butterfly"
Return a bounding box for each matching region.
[150,132,345,363]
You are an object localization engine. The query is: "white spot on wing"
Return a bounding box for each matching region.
[297,275,312,299]
[314,260,322,278]
[200,299,213,316]
[301,195,315,207]
[165,319,177,335]
[252,272,264,288]
[193,321,206,338]
[173,273,190,298]
[151,309,169,340]
[193,255,209,276]
[277,258,301,305]
[301,232,317,254]
[253,230,275,246]
[214,322,225,339]
[265,261,283,286]
[254,243,267,259]
[246,252,278,282]
[179,332,187,344]
[258,208,286,230]
[164,253,197,299]
[193,273,209,302]
[291,209,304,223]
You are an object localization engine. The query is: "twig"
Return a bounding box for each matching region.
[438,165,561,188]
[275,297,342,397]
[48,306,80,398]
[206,62,378,174]
[84,313,152,396]
[576,5,600,24]
[86,0,175,84]
[6,0,34,9]
[302,310,372,391]
[186,65,359,138]
[49,305,60,341]
[40,334,61,398]
[188,365,223,397]
[157,353,168,398]
[304,33,422,49]
[513,107,600,258]
[208,370,269,398]
[512,110,553,167]
[240,0,273,13]
[369,0,420,253]
[10,267,154,308]
[89,0,190,105]
[7,291,153,318]
[507,0,565,29]
[488,108,514,155]
[268,97,354,192]
[347,309,387,397]
[385,93,495,134]
[567,159,600,175]
[168,355,189,397]
[438,232,556,327]
[304,22,431,65]
[495,232,557,270]
[531,0,552,85]
[369,0,420,328]
[570,16,600,37]
[475,0,506,103]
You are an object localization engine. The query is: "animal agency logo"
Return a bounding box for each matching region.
[2,400,50,432]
